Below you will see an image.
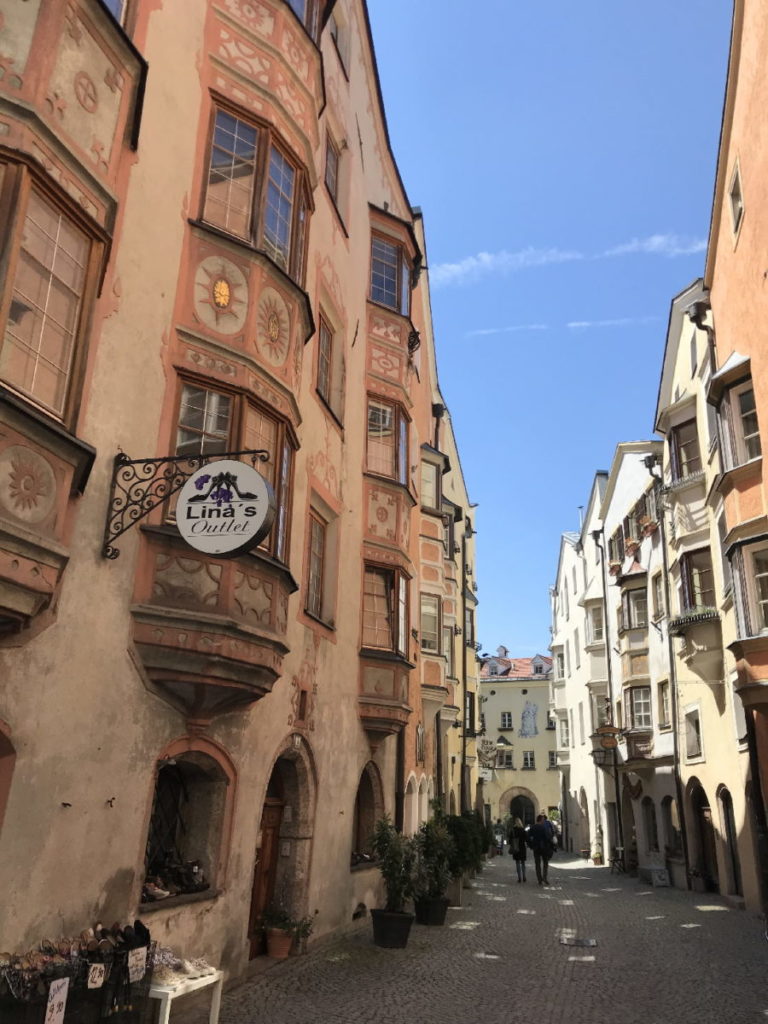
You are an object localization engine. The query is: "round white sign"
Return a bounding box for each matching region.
[177,459,276,557]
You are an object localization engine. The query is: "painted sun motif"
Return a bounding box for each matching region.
[8,454,48,511]
[194,256,248,335]
[0,445,57,525]
[212,278,231,309]
[256,289,290,366]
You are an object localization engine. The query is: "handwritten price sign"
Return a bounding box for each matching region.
[127,947,147,983]
[45,977,69,1024]
[87,963,106,989]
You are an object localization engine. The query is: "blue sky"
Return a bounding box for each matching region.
[367,1,732,657]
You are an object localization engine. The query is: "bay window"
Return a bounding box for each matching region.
[420,593,440,653]
[589,604,604,643]
[420,460,440,510]
[720,382,761,467]
[362,564,408,656]
[370,235,411,315]
[0,164,103,421]
[629,686,652,730]
[670,418,701,481]
[286,0,319,38]
[679,548,715,611]
[174,381,295,561]
[621,588,648,630]
[203,108,310,282]
[366,398,408,484]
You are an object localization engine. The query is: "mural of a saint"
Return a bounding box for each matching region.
[519,700,539,738]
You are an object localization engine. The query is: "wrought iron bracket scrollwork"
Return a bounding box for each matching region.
[102,449,270,559]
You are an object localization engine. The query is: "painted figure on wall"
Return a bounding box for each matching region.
[519,701,538,738]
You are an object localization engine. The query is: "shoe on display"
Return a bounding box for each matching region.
[153,966,180,987]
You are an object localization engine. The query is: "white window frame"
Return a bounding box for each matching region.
[522,750,535,770]
[684,704,703,761]
[589,604,604,643]
[500,711,513,730]
[630,686,652,731]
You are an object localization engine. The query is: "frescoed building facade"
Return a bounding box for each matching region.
[0,0,479,978]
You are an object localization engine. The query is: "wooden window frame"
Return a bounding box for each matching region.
[670,418,702,481]
[201,104,311,284]
[286,0,319,40]
[316,314,333,406]
[366,396,409,485]
[420,459,441,511]
[658,680,671,729]
[361,562,409,657]
[629,685,652,731]
[172,376,295,562]
[324,134,340,205]
[0,157,106,427]
[679,548,715,612]
[369,233,411,315]
[305,512,326,621]
[419,592,440,653]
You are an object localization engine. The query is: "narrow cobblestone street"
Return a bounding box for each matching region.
[182,854,767,1024]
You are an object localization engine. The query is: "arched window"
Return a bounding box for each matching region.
[144,740,234,903]
[642,796,659,852]
[351,762,383,865]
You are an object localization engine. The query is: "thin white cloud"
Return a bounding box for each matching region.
[601,234,707,258]
[430,247,583,287]
[466,323,549,337]
[432,232,706,288]
[566,315,660,330]
[465,315,660,338]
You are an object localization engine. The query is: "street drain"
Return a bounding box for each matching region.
[560,937,597,947]
[449,921,480,930]
[473,952,501,960]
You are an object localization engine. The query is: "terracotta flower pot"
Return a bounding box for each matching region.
[266,927,293,959]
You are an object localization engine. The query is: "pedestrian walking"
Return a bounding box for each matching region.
[507,816,528,882]
[528,814,554,886]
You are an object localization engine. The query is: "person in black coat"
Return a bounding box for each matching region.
[528,814,553,886]
[507,817,528,882]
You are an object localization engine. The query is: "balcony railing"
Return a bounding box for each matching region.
[668,606,719,636]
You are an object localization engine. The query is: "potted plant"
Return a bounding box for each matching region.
[370,816,417,948]
[413,818,455,926]
[261,905,318,959]
[445,812,482,898]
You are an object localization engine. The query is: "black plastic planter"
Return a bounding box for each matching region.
[414,896,450,926]
[370,909,414,948]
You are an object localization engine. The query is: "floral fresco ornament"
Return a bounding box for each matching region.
[0,446,57,524]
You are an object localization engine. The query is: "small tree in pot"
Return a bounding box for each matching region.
[413,817,455,925]
[370,816,417,948]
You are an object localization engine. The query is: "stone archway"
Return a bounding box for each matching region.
[248,735,317,958]
[718,785,742,897]
[687,777,719,893]
[501,786,538,826]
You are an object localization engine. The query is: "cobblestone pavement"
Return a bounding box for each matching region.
[180,854,768,1024]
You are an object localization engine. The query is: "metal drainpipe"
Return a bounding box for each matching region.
[460,530,468,814]
[654,475,692,888]
[594,529,626,868]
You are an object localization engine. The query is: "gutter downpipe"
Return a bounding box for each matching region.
[653,473,692,888]
[460,528,469,814]
[593,528,626,869]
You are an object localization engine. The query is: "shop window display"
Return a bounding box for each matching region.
[143,753,227,902]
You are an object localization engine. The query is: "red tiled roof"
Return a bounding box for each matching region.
[480,655,552,679]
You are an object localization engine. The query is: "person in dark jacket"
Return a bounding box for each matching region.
[507,817,528,882]
[528,814,553,886]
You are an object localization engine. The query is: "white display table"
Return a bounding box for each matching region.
[148,970,223,1024]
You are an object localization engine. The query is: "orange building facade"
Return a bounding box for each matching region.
[703,0,768,911]
[0,0,479,975]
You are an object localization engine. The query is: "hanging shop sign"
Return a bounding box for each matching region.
[595,724,620,750]
[177,460,276,557]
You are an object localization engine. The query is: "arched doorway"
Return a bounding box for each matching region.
[0,720,16,836]
[449,790,457,815]
[579,788,590,854]
[718,786,742,896]
[418,776,428,828]
[510,795,535,826]
[688,779,719,893]
[621,787,637,871]
[404,775,417,835]
[248,737,316,958]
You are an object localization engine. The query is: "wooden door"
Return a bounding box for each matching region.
[248,798,283,958]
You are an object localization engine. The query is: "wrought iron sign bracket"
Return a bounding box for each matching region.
[102,449,270,560]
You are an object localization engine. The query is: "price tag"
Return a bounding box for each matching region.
[45,977,69,1024]
[127,946,147,983]
[87,963,106,989]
